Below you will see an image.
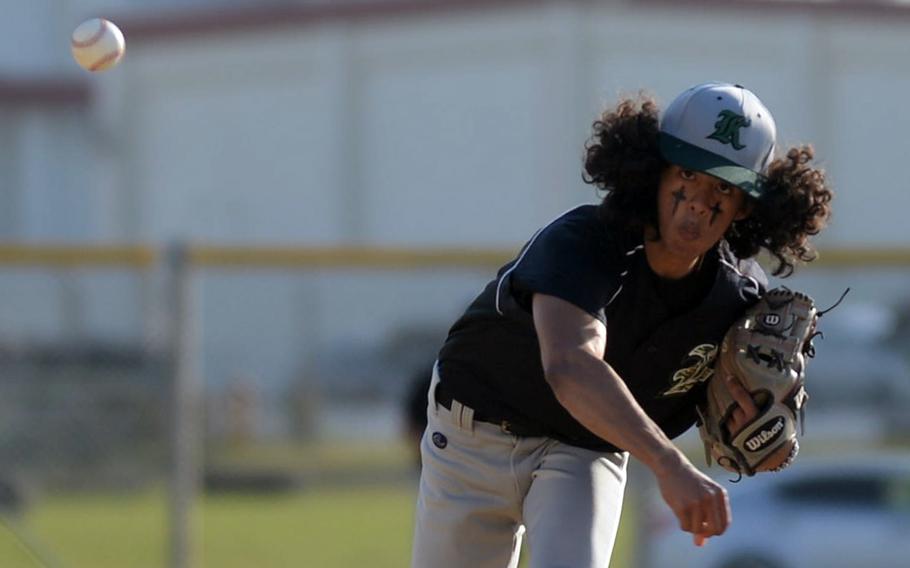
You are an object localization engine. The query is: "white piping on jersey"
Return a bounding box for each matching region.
[606,245,644,308]
[719,257,760,292]
[494,208,651,315]
[494,205,588,316]
[605,285,624,308]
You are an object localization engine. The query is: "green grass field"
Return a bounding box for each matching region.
[0,441,638,567]
[1,483,636,568]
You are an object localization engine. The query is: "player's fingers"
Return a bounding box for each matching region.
[686,509,702,535]
[713,487,731,535]
[696,496,725,538]
[727,406,744,428]
[677,502,704,534]
[724,374,759,416]
[687,482,729,537]
[704,502,722,537]
[676,506,690,532]
[693,497,723,536]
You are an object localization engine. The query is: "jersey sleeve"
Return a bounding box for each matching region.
[499,208,623,323]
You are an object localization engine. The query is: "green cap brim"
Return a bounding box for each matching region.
[659,133,766,199]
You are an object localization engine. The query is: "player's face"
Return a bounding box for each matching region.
[654,165,750,261]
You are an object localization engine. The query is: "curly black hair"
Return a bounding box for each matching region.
[582,94,833,277]
[583,95,666,234]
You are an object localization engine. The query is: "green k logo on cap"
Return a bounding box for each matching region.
[658,82,777,199]
[707,110,751,151]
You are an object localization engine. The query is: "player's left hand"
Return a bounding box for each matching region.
[698,287,818,477]
[721,374,759,437]
[709,374,760,473]
[710,372,799,474]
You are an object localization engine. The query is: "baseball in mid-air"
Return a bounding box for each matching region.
[71,18,125,73]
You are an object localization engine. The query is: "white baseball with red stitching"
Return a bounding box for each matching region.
[71,18,125,73]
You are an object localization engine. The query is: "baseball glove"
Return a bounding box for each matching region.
[697,287,818,477]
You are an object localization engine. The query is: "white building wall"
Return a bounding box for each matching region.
[101,2,910,249]
[0,0,68,75]
[825,18,910,246]
[2,1,909,248]
[18,109,97,240]
[126,30,351,243]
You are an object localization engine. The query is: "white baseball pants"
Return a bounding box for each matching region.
[411,366,629,568]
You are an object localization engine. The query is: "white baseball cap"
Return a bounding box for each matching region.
[659,82,777,199]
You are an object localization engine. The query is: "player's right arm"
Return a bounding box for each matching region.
[532,292,731,539]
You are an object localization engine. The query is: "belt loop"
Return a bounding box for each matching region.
[461,405,475,433]
[450,400,464,428]
[449,400,475,434]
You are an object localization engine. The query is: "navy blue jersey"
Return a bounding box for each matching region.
[436,205,767,451]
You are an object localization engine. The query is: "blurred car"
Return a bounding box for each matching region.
[641,453,910,568]
[800,302,910,442]
[805,339,910,442]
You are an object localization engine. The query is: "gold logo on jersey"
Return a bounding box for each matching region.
[661,343,718,396]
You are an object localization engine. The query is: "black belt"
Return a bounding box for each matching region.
[434,381,545,437]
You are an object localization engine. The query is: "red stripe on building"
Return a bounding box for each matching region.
[0,78,89,107]
[117,0,910,42]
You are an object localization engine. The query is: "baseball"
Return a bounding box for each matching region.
[71,18,125,72]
